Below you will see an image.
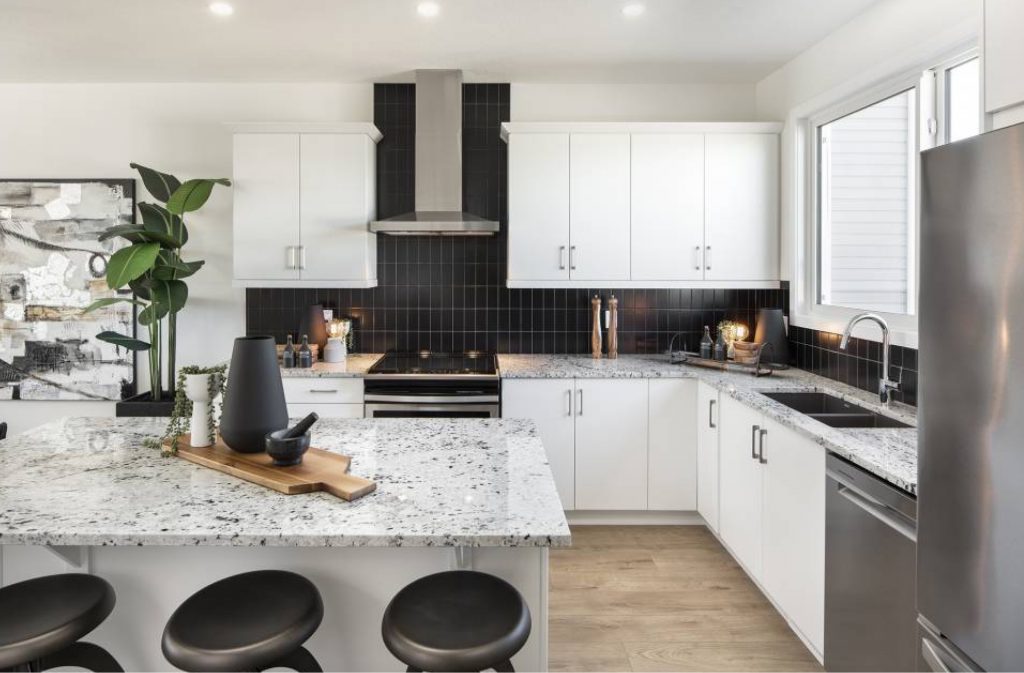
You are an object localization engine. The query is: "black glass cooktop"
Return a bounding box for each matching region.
[367,351,498,377]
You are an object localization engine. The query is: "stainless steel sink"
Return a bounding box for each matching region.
[761,391,911,429]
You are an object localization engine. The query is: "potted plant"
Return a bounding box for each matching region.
[153,363,228,456]
[83,163,230,416]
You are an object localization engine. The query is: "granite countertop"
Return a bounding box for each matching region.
[279,353,382,378]
[0,417,570,548]
[499,354,918,494]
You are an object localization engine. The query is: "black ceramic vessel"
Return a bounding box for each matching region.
[754,308,790,366]
[219,336,288,454]
[299,304,329,354]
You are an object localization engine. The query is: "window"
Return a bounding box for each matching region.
[807,49,980,326]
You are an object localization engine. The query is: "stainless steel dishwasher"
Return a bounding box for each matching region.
[825,453,918,671]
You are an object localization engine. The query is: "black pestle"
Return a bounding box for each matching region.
[281,412,319,440]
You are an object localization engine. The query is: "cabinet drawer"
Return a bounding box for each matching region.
[282,378,363,404]
[287,402,364,419]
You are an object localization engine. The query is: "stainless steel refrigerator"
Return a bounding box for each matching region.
[918,121,1024,672]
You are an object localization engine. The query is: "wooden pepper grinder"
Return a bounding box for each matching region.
[607,294,619,359]
[591,294,603,359]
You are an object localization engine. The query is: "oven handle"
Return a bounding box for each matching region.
[364,394,500,404]
[364,403,499,417]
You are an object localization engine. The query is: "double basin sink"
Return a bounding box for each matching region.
[761,391,911,429]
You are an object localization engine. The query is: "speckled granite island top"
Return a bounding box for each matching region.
[0,417,570,548]
[499,354,919,494]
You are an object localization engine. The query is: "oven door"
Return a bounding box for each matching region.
[364,401,499,419]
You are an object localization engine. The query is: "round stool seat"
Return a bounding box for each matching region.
[382,571,531,672]
[0,574,115,669]
[162,570,323,672]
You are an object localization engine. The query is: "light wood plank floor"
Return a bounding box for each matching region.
[549,525,823,672]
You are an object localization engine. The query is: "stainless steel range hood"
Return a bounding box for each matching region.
[370,70,499,236]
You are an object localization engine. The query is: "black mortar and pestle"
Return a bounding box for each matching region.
[265,412,319,466]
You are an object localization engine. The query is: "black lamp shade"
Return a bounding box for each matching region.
[299,304,329,354]
[754,308,789,365]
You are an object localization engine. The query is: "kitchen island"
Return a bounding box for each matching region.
[0,417,569,671]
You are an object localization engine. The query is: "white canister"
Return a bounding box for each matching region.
[324,337,347,363]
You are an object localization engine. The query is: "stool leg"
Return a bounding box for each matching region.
[492,660,515,672]
[37,641,123,672]
[264,646,322,673]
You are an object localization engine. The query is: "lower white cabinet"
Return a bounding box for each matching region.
[718,395,766,576]
[574,378,648,510]
[696,381,720,531]
[501,379,576,509]
[282,378,364,420]
[648,379,697,510]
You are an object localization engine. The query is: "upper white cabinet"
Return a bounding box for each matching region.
[502,122,781,288]
[985,0,1024,118]
[230,123,382,288]
[569,134,632,281]
[705,133,779,282]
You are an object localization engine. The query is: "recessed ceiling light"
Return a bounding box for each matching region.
[622,3,645,17]
[417,1,440,18]
[209,2,234,16]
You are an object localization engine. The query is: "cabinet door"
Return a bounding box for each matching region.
[985,0,1024,115]
[569,134,631,281]
[631,134,705,280]
[705,133,779,281]
[761,419,825,653]
[696,382,721,531]
[300,134,376,283]
[507,134,570,282]
[717,395,764,577]
[502,379,576,509]
[233,133,301,280]
[647,379,697,510]
[574,379,648,510]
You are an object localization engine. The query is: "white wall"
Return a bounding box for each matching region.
[0,83,372,436]
[754,0,979,342]
[512,82,757,121]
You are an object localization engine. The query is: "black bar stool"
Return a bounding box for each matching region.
[161,569,323,672]
[0,573,123,672]
[382,570,531,672]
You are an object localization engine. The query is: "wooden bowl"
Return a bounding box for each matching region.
[733,341,763,364]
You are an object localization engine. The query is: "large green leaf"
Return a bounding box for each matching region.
[149,279,188,314]
[152,253,204,280]
[166,178,230,215]
[82,297,144,313]
[97,331,151,351]
[138,202,187,247]
[130,163,181,203]
[129,277,151,301]
[98,224,180,248]
[106,242,160,289]
[138,302,169,326]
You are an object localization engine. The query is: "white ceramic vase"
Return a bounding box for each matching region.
[184,373,220,447]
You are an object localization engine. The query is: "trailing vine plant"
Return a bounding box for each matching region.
[156,364,227,456]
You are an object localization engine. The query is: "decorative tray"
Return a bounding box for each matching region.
[668,351,783,377]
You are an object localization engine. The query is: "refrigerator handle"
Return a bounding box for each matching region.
[922,638,952,673]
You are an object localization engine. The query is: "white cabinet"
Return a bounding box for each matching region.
[502,122,781,288]
[502,378,576,509]
[507,133,570,282]
[631,134,705,281]
[282,377,364,420]
[574,378,648,510]
[231,124,381,288]
[696,381,720,531]
[985,0,1024,118]
[569,134,631,281]
[647,378,697,510]
[718,394,765,577]
[761,419,825,654]
[705,133,779,282]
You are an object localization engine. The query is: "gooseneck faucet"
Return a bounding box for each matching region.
[839,313,900,405]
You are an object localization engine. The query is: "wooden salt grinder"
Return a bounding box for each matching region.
[607,294,619,359]
[591,294,603,359]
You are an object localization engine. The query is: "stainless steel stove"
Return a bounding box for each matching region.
[363,351,500,418]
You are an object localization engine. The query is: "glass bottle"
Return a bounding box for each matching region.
[713,329,728,361]
[282,334,296,368]
[298,334,313,368]
[699,326,714,359]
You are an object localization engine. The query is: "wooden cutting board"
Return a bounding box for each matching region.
[167,435,376,501]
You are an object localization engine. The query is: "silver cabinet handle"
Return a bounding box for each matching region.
[287,246,296,269]
[577,388,583,416]
[751,424,760,459]
[694,245,701,271]
[565,388,572,416]
[298,245,306,270]
[836,484,917,542]
[709,399,716,428]
[758,428,768,464]
[705,245,712,271]
[570,245,577,271]
[308,389,338,394]
[921,639,951,673]
[559,246,566,270]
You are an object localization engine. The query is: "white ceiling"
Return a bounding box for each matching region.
[0,0,882,84]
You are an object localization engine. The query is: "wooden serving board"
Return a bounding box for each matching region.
[168,435,376,501]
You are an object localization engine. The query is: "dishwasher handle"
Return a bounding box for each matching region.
[832,478,917,542]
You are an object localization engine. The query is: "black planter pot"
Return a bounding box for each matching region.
[219,336,289,454]
[115,391,174,417]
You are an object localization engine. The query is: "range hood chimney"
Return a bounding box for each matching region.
[369,70,499,236]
